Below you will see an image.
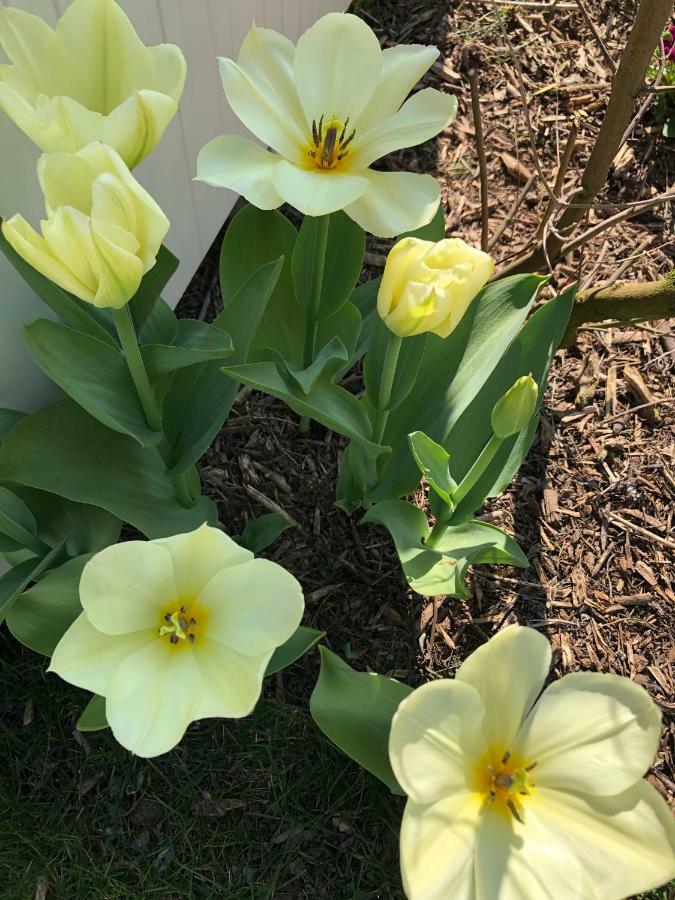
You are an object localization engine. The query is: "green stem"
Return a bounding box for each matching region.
[452,434,504,509]
[371,334,404,446]
[300,215,331,434]
[113,306,162,433]
[425,507,452,550]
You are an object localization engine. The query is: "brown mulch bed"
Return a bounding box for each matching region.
[177,0,675,809]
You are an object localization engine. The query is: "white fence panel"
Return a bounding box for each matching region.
[0,0,348,412]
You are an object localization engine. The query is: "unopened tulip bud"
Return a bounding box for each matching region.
[491,374,538,438]
[377,237,494,339]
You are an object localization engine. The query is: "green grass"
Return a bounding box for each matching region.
[0,632,403,899]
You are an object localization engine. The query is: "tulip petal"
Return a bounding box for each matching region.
[219,58,305,162]
[512,672,662,796]
[48,612,153,696]
[273,160,369,217]
[389,680,488,805]
[1,213,94,299]
[149,43,187,102]
[196,134,284,210]
[475,803,589,899]
[356,44,440,133]
[198,558,304,657]
[155,523,253,602]
[400,792,480,900]
[41,206,100,295]
[193,637,271,719]
[343,169,440,238]
[0,8,75,98]
[352,88,457,169]
[38,152,94,215]
[79,541,176,635]
[105,638,200,757]
[524,783,675,899]
[103,90,179,169]
[456,625,551,754]
[90,220,145,308]
[294,13,382,127]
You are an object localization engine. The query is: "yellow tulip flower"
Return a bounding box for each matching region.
[49,524,304,758]
[378,237,494,338]
[197,13,457,237]
[2,142,169,309]
[0,0,186,168]
[389,626,675,899]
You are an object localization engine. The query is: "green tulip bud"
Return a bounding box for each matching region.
[491,375,538,438]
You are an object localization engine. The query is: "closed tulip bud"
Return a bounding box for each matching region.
[377,237,494,339]
[2,142,170,309]
[491,374,539,438]
[0,0,186,168]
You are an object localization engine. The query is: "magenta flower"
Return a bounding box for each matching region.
[663,23,675,60]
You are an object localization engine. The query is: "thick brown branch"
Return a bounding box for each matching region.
[563,272,675,345]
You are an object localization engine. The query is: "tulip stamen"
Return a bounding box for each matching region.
[478,751,536,823]
[308,116,356,169]
[158,608,199,647]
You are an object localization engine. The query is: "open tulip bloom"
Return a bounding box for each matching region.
[2,141,169,309]
[49,525,304,757]
[197,13,457,237]
[389,626,675,899]
[0,0,186,168]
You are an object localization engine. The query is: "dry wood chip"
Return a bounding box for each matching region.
[623,365,659,423]
[500,152,533,182]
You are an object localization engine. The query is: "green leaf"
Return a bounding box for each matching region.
[23,319,161,447]
[363,500,528,598]
[163,259,282,474]
[128,244,179,335]
[77,695,108,732]
[364,316,427,411]
[238,513,293,554]
[0,229,116,346]
[0,539,67,622]
[408,431,457,509]
[310,646,411,794]
[274,337,349,395]
[0,409,25,443]
[6,553,91,655]
[448,286,576,521]
[266,627,325,676]
[137,296,178,346]
[220,205,304,365]
[316,301,363,371]
[221,361,384,451]
[368,274,545,502]
[0,486,40,550]
[142,319,233,377]
[292,211,365,321]
[0,398,218,539]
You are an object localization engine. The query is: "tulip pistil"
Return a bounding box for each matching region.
[474,750,537,823]
[158,606,198,646]
[308,115,356,169]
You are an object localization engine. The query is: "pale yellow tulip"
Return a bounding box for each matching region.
[197,13,457,237]
[2,142,169,309]
[389,625,675,899]
[378,237,494,338]
[0,0,186,167]
[49,524,305,758]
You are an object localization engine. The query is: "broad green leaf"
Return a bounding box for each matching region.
[448,286,576,521]
[10,486,121,558]
[0,399,218,538]
[0,486,40,552]
[23,319,161,447]
[408,431,457,509]
[163,259,282,474]
[364,316,427,411]
[142,319,233,377]
[266,627,325,676]
[220,205,303,365]
[0,539,67,622]
[237,513,293,554]
[222,362,384,451]
[292,211,365,322]
[316,301,362,369]
[0,229,116,346]
[6,553,90,655]
[137,296,178,346]
[349,278,380,368]
[369,274,545,502]
[363,501,528,598]
[0,409,25,443]
[77,695,108,732]
[274,337,349,395]
[128,244,179,335]
[310,646,411,794]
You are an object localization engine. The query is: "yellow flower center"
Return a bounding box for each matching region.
[307,115,356,170]
[157,603,206,648]
[473,750,537,823]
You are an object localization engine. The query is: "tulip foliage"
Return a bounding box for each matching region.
[0,4,673,897]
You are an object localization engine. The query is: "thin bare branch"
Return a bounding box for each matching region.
[468,68,490,252]
[535,124,577,240]
[488,172,538,251]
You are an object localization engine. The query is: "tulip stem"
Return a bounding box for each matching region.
[372,333,404,446]
[300,214,331,433]
[451,434,504,509]
[426,507,452,550]
[113,306,163,434]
